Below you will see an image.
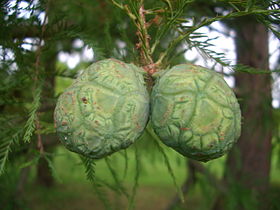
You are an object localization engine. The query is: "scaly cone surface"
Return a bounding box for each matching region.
[54,59,149,159]
[151,64,241,162]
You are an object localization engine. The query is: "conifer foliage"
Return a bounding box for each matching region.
[0,0,279,209]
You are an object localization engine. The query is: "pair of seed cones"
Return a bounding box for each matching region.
[54,59,241,162]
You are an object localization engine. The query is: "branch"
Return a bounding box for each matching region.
[137,6,153,66]
[8,21,76,39]
[157,9,280,64]
[109,1,158,75]
[110,0,124,10]
[10,25,42,39]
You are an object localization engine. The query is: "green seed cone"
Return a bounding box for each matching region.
[151,64,241,162]
[54,59,149,159]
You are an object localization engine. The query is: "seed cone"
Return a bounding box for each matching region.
[151,64,241,162]
[54,59,149,159]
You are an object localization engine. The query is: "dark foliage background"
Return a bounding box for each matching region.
[0,0,280,209]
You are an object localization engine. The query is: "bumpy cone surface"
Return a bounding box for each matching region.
[151,64,241,162]
[54,59,149,159]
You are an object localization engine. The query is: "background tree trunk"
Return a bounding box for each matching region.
[216,17,272,210]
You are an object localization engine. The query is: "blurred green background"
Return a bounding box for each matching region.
[1,0,280,210]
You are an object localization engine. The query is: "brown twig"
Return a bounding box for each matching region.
[146,14,162,28]
[137,6,152,64]
[109,1,160,75]
[135,5,159,75]
[33,2,50,155]
[36,116,44,153]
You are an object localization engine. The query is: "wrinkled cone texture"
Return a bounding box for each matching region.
[54,59,149,159]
